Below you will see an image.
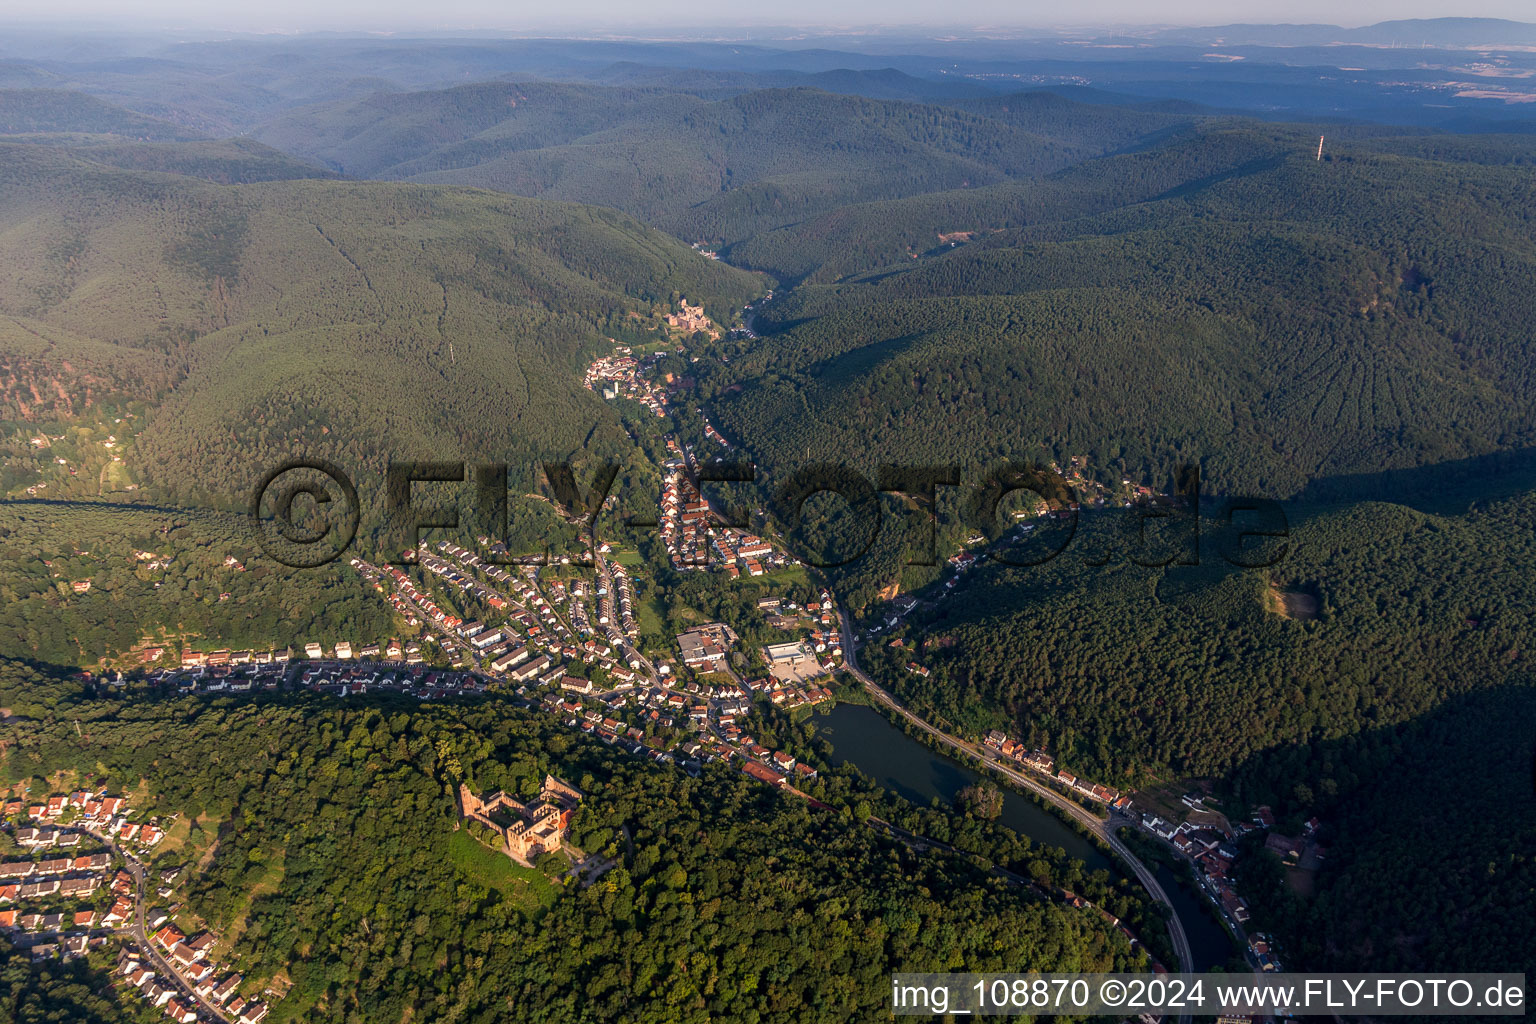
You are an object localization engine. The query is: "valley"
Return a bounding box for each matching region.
[1,18,1534,1022]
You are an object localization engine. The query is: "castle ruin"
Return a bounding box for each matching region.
[458,774,583,866]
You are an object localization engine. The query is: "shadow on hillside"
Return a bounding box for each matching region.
[1286,444,1536,512]
[1219,680,1536,972]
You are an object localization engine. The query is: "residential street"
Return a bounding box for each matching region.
[102,828,235,1024]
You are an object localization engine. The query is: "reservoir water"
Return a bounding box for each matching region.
[813,701,1233,971]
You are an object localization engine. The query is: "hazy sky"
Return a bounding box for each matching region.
[7,1,1531,34]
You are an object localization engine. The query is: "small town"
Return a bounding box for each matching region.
[1,788,270,1024]
[117,440,847,804]
[24,296,1343,1010]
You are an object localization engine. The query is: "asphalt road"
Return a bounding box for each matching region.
[99,828,235,1024]
[836,606,1197,1010]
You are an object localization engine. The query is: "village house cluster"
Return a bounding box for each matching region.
[604,562,639,641]
[295,663,486,699]
[430,540,652,687]
[745,671,834,712]
[698,413,730,449]
[0,840,114,957]
[128,921,267,1024]
[350,547,575,681]
[137,657,489,703]
[533,684,819,793]
[175,635,424,673]
[712,528,790,579]
[3,786,267,1021]
[1136,796,1327,972]
[348,542,662,696]
[0,850,112,905]
[383,553,465,629]
[179,647,290,670]
[551,687,684,749]
[660,462,713,569]
[981,730,1121,806]
[584,347,673,417]
[975,727,1322,974]
[657,452,799,577]
[852,456,1183,636]
[11,789,165,851]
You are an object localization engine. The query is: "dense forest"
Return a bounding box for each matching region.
[0,502,393,665]
[0,936,155,1024]
[252,81,1192,246]
[0,88,201,141]
[0,143,762,514]
[699,126,1536,608]
[714,127,1536,495]
[852,483,1536,978]
[0,664,1148,1023]
[43,138,344,185]
[1233,682,1536,974]
[865,487,1536,784]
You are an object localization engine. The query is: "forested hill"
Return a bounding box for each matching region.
[723,122,1431,282]
[947,90,1192,151]
[41,137,345,184]
[0,88,203,141]
[0,664,1148,1023]
[875,488,1536,785]
[706,126,1536,521]
[0,143,761,508]
[252,81,1194,245]
[856,486,1536,976]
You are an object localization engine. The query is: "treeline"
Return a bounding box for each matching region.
[0,502,392,666]
[0,663,1146,1023]
[868,488,1536,785]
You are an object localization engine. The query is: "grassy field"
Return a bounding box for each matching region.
[637,594,667,639]
[445,828,560,918]
[763,564,811,587]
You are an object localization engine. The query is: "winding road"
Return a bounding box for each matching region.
[836,606,1197,1000]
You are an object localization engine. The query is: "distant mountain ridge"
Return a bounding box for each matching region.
[0,142,760,509]
[1134,17,1536,47]
[6,21,1536,142]
[253,80,1192,246]
[0,87,203,140]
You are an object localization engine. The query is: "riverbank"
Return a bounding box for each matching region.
[816,700,1234,971]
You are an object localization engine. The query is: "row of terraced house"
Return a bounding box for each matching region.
[981,731,1123,806]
